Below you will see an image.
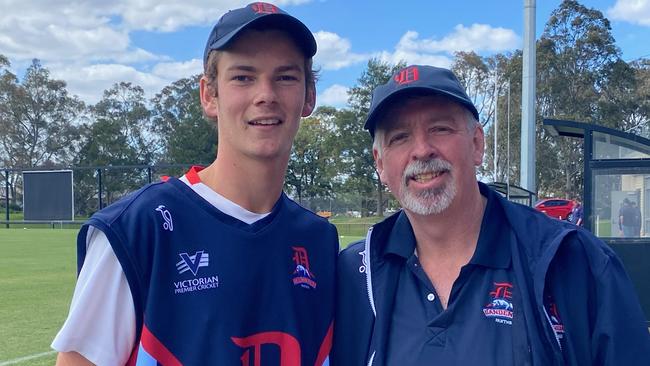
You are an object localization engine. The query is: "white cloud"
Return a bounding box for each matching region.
[152,59,203,79]
[117,0,312,32]
[608,0,650,26]
[0,0,314,105]
[0,0,314,65]
[313,31,370,70]
[0,1,162,64]
[50,62,179,104]
[408,25,520,53]
[317,84,348,108]
[376,49,453,69]
[375,25,519,68]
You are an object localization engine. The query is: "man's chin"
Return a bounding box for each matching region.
[399,186,456,216]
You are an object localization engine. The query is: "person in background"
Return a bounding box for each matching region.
[52,3,337,365]
[331,64,650,366]
[631,201,642,236]
[570,200,583,226]
[619,198,636,237]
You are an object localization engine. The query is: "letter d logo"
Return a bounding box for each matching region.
[232,332,300,366]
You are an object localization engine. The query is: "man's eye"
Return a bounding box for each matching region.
[278,75,299,82]
[388,134,407,145]
[431,127,452,135]
[232,75,252,82]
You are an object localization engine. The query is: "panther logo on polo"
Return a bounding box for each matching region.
[483,282,514,325]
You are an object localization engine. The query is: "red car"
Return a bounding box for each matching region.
[534,199,577,221]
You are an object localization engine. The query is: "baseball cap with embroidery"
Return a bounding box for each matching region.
[364,65,480,137]
[203,2,317,68]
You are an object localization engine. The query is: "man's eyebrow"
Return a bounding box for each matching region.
[225,65,256,72]
[276,64,302,73]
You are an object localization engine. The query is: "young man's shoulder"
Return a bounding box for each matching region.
[88,180,178,224]
[282,195,338,230]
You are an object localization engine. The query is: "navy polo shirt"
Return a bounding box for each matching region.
[385,191,516,365]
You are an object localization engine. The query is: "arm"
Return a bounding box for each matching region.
[51,228,136,365]
[56,351,95,366]
[331,242,374,366]
[592,246,650,365]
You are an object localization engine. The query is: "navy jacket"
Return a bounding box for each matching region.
[332,183,650,366]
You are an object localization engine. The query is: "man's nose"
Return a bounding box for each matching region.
[253,78,278,106]
[411,133,437,161]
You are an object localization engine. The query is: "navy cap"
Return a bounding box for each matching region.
[203,2,317,68]
[365,65,480,137]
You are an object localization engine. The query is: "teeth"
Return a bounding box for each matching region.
[413,171,441,183]
[250,119,280,125]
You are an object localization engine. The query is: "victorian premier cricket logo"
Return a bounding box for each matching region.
[173,250,219,294]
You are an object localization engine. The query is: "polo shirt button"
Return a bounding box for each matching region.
[427,293,435,302]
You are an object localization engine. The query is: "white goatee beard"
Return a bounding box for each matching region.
[399,158,456,216]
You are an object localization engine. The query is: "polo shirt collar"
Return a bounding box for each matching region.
[470,183,511,269]
[382,183,512,269]
[385,210,417,259]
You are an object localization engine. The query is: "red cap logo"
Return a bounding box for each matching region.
[251,2,279,14]
[394,66,419,85]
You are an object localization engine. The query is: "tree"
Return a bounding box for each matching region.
[0,58,84,207]
[479,51,523,185]
[536,0,623,198]
[341,58,405,216]
[0,59,84,168]
[75,82,153,212]
[598,59,649,136]
[452,51,510,128]
[285,106,337,206]
[151,75,216,168]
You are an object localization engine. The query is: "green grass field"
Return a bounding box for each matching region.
[0,228,363,365]
[0,229,77,366]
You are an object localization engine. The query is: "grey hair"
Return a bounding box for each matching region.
[373,103,479,159]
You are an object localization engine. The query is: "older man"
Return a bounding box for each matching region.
[331,65,650,365]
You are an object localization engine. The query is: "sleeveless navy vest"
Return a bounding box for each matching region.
[78,178,338,365]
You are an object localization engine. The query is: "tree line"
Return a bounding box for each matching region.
[1,0,649,217]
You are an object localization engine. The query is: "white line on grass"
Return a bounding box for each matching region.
[0,351,56,366]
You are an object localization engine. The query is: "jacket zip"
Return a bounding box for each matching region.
[543,306,563,352]
[364,228,376,365]
[364,227,376,316]
[367,351,376,366]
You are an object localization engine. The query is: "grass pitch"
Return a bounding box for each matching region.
[0,229,77,366]
[0,228,362,365]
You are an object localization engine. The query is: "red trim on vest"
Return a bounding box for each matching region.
[314,322,333,366]
[125,343,139,366]
[141,325,183,366]
[185,166,204,185]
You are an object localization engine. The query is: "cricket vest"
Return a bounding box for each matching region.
[77,178,338,365]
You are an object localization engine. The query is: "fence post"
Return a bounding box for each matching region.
[4,170,9,228]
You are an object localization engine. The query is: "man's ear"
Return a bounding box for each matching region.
[373,146,385,184]
[200,76,219,119]
[472,123,485,166]
[301,82,316,117]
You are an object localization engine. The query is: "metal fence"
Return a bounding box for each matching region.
[1,165,384,229]
[1,164,195,228]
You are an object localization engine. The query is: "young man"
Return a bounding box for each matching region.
[53,3,338,365]
[331,65,650,365]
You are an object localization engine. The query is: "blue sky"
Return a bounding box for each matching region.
[1,0,648,107]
